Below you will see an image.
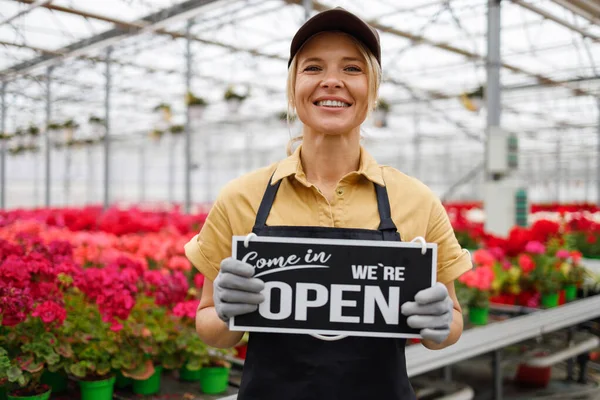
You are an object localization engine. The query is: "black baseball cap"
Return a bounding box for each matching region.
[288,7,381,68]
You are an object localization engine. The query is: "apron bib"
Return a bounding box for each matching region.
[237,176,416,400]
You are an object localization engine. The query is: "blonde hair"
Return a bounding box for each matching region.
[285,33,382,156]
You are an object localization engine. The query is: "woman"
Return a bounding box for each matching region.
[185,7,472,400]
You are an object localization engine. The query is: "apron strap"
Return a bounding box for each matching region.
[375,183,400,240]
[253,173,281,232]
[253,173,401,240]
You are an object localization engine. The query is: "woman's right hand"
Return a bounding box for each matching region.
[213,257,265,323]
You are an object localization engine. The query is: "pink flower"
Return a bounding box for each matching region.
[556,249,570,260]
[488,247,505,261]
[32,300,66,326]
[525,241,546,255]
[458,265,495,291]
[473,249,495,267]
[173,300,200,319]
[167,256,191,272]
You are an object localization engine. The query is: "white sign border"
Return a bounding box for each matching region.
[229,235,438,339]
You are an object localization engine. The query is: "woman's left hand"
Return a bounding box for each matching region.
[401,282,454,344]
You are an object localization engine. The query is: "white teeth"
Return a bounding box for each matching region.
[316,100,349,107]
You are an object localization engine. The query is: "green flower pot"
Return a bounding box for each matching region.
[79,375,115,400]
[132,365,162,395]
[7,387,51,400]
[114,370,132,389]
[40,370,67,394]
[469,307,489,326]
[541,292,559,308]
[565,285,577,302]
[179,365,203,381]
[199,367,230,394]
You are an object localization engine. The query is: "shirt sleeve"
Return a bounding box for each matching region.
[425,196,473,284]
[184,197,233,282]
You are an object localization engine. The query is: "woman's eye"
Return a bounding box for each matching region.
[303,65,321,72]
[345,66,362,72]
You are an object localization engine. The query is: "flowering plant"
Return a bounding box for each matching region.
[457,249,496,308]
[522,241,564,295]
[565,216,600,258]
[55,291,116,380]
[0,237,73,395]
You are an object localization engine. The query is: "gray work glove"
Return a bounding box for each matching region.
[401,282,454,344]
[213,257,265,323]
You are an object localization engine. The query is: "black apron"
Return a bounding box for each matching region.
[237,175,416,400]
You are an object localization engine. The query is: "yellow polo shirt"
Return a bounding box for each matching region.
[184,145,472,284]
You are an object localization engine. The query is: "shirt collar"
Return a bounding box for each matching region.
[271,144,385,187]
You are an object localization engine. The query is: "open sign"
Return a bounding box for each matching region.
[229,236,436,339]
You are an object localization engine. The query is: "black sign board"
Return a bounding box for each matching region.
[229,236,437,339]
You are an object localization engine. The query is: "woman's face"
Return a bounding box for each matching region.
[294,32,369,136]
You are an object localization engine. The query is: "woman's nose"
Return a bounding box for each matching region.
[320,71,344,88]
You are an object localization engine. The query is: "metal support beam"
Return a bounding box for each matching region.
[486,0,502,181]
[103,47,112,210]
[3,0,223,78]
[0,0,53,28]
[556,136,562,202]
[303,0,312,20]
[184,19,193,214]
[487,0,502,130]
[493,350,503,400]
[0,81,5,209]
[44,66,52,207]
[287,0,591,98]
[512,0,600,42]
[597,98,600,206]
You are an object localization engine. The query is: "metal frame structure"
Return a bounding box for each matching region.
[0,0,598,210]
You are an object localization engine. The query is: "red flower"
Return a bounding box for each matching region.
[530,220,560,243]
[571,251,582,265]
[518,254,535,274]
[32,300,66,326]
[587,234,597,244]
[194,273,205,289]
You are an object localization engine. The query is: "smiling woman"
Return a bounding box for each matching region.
[186,6,472,400]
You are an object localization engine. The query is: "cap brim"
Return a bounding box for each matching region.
[289,8,380,67]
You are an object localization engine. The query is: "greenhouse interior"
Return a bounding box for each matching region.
[1,0,600,399]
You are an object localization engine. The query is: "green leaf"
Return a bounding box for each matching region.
[96,362,111,376]
[56,343,73,358]
[17,374,28,387]
[45,352,60,366]
[69,362,87,378]
[24,361,44,374]
[7,366,23,382]
[185,359,202,371]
